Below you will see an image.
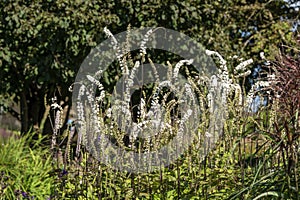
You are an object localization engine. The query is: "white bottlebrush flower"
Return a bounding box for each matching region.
[184,83,195,102]
[128,61,140,88]
[51,102,63,111]
[76,101,86,128]
[173,59,194,80]
[106,108,112,118]
[210,75,218,88]
[205,50,227,70]
[231,55,239,59]
[104,27,118,48]
[86,89,95,107]
[78,85,86,100]
[94,70,103,78]
[244,72,274,109]
[68,84,74,92]
[103,27,128,75]
[54,110,62,131]
[140,28,153,55]
[158,80,172,88]
[148,58,160,82]
[233,84,243,106]
[235,70,251,78]
[139,98,146,120]
[130,122,139,141]
[267,74,276,80]
[260,52,266,60]
[206,49,253,110]
[234,58,253,73]
[257,80,270,87]
[177,109,193,139]
[86,75,104,91]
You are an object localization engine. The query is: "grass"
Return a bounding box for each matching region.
[0,132,54,199]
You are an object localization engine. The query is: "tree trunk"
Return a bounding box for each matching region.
[20,91,29,134]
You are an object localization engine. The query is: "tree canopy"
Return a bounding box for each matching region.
[0,0,299,133]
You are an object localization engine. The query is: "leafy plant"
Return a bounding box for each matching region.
[0,133,54,199]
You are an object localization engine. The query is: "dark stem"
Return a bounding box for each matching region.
[20,91,29,134]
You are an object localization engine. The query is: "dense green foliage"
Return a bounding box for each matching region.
[0,0,118,133]
[0,0,299,133]
[0,133,54,199]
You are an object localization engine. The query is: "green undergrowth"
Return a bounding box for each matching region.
[0,132,54,199]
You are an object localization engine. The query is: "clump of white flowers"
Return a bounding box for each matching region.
[205,50,254,109]
[244,52,275,112]
[74,27,202,162]
[50,97,63,151]
[72,27,268,171]
[104,27,129,75]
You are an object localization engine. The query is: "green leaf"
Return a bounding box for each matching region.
[252,191,280,200]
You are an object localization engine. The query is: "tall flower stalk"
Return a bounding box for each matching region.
[269,53,300,175]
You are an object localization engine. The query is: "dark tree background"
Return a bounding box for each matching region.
[0,0,299,134]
